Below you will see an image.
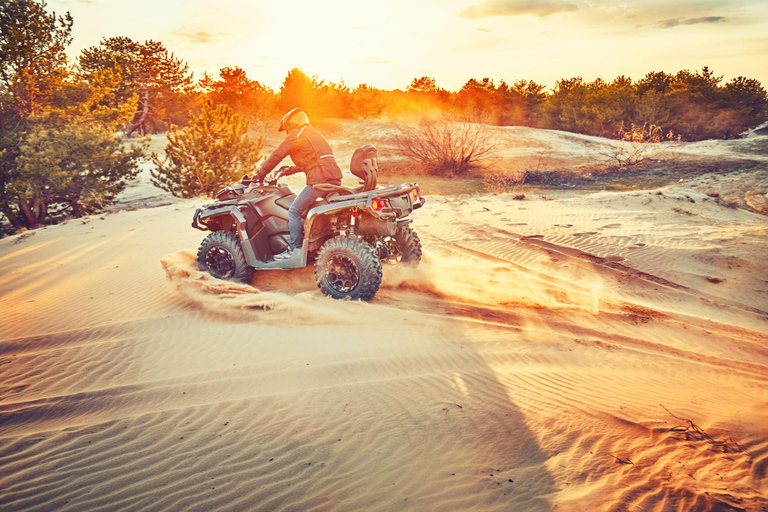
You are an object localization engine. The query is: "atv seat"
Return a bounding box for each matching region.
[312,183,356,197]
[301,197,329,218]
[350,144,378,192]
[312,144,378,200]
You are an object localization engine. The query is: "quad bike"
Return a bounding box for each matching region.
[191,144,425,301]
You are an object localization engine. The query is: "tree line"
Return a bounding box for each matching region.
[195,68,766,142]
[74,57,768,143]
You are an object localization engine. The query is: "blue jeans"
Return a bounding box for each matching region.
[288,186,324,249]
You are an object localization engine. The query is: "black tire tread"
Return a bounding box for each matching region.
[395,225,422,267]
[315,235,383,301]
[197,231,254,283]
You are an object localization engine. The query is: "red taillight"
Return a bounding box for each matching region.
[371,198,383,211]
[411,189,420,203]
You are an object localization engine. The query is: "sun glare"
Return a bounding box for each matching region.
[48,0,768,92]
[234,0,451,88]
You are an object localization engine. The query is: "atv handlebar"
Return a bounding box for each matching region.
[240,165,292,187]
[263,165,292,186]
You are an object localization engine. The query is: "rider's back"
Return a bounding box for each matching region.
[287,125,342,186]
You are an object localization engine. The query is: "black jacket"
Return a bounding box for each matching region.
[255,125,342,185]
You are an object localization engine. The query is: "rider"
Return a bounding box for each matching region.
[254,108,343,260]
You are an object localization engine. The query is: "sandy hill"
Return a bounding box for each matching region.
[1,122,767,511]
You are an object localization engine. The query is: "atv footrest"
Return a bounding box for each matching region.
[251,249,306,270]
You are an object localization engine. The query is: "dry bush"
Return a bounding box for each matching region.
[393,117,497,176]
[671,206,695,215]
[483,167,582,192]
[483,171,527,193]
[597,123,679,169]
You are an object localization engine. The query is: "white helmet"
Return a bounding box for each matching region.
[278,108,309,132]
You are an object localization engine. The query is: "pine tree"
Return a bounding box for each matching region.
[1,0,145,231]
[199,66,276,121]
[278,68,321,117]
[151,101,262,198]
[407,76,437,93]
[0,0,72,122]
[350,84,385,119]
[78,37,194,136]
[12,123,144,225]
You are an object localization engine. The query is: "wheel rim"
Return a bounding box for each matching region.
[326,254,360,293]
[205,246,236,279]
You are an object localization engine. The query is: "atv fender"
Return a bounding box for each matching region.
[197,205,260,266]
[192,208,203,230]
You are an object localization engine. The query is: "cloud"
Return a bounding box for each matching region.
[181,31,214,43]
[354,57,393,65]
[657,16,726,29]
[459,0,578,19]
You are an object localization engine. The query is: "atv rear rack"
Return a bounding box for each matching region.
[324,183,420,203]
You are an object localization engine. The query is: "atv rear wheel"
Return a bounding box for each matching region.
[197,231,254,283]
[394,225,422,268]
[315,235,382,301]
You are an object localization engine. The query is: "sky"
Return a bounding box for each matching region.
[47,0,768,92]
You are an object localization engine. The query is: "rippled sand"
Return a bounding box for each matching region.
[2,181,767,511]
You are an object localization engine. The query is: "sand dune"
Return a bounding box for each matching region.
[3,187,767,511]
[2,125,768,511]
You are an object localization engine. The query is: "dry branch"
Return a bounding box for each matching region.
[596,124,680,169]
[609,453,635,465]
[660,404,743,453]
[393,117,497,177]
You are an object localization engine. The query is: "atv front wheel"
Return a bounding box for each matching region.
[315,235,382,301]
[197,231,254,283]
[394,225,422,268]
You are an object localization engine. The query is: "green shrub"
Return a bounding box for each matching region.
[0,0,144,231]
[7,123,144,226]
[151,101,263,198]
